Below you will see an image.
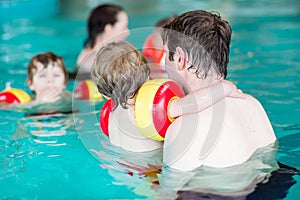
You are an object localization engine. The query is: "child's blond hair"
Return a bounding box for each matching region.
[92,41,150,109]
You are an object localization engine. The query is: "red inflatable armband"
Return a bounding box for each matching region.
[99,99,114,136]
[0,88,31,104]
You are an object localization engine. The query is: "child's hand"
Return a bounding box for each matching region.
[35,87,62,103]
[222,80,245,99]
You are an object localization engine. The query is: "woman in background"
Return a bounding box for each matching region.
[76,4,129,78]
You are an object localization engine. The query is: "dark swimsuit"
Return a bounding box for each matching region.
[176,162,300,200]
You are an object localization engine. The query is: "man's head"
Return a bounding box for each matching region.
[161,10,232,80]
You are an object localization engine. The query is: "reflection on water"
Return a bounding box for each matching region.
[13,113,77,139]
[161,146,277,192]
[1,94,75,139]
[93,142,280,199]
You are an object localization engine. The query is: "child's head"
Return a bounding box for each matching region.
[27,52,68,97]
[92,41,150,109]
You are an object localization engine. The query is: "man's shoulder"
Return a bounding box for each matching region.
[225,93,264,110]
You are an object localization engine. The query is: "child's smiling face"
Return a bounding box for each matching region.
[28,61,66,96]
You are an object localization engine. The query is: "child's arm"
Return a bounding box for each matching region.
[169,80,244,118]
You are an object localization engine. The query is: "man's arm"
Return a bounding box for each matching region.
[169,80,244,118]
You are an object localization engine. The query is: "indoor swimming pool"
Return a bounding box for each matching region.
[0,0,299,199]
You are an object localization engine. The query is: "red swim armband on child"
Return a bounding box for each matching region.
[0,88,31,104]
[75,80,103,102]
[99,99,114,136]
[134,79,185,141]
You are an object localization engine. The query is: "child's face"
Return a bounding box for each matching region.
[28,61,66,96]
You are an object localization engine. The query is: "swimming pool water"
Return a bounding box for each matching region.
[1,0,300,199]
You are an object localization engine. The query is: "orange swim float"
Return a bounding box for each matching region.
[142,34,165,65]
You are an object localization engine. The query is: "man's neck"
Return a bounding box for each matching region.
[184,73,222,94]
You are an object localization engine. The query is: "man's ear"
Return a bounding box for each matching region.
[175,47,187,71]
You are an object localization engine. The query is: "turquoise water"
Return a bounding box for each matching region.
[1,0,300,199]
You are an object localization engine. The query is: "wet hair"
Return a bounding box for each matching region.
[155,15,177,28]
[161,10,231,79]
[85,4,124,48]
[91,41,150,109]
[27,52,68,84]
